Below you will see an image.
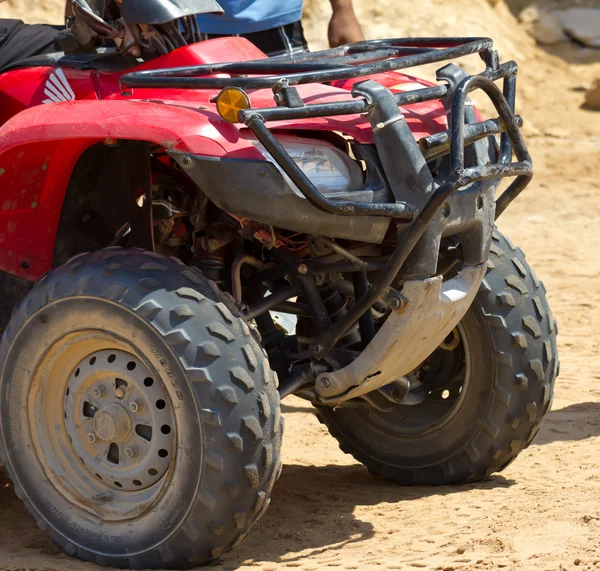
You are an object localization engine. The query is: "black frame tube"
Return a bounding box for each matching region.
[122,38,494,90]
[448,75,532,218]
[240,85,448,122]
[353,271,376,344]
[244,285,296,321]
[297,276,332,331]
[271,301,311,317]
[419,115,523,160]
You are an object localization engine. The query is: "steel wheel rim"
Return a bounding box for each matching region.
[28,330,177,521]
[366,322,472,437]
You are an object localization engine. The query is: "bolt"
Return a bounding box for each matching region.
[87,433,96,443]
[129,400,142,413]
[124,446,138,459]
[298,263,308,275]
[320,377,332,389]
[388,296,403,310]
[257,166,269,178]
[181,156,194,169]
[313,343,324,355]
[93,385,106,398]
[115,387,126,399]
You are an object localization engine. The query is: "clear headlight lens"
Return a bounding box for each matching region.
[249,135,364,197]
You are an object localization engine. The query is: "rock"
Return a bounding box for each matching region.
[574,559,582,566]
[584,80,600,110]
[519,5,540,24]
[457,547,466,555]
[527,11,569,45]
[557,8,600,48]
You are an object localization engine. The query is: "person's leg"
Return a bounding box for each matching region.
[0,20,61,70]
[204,21,309,57]
[243,21,309,57]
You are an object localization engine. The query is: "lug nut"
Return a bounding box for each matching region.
[115,387,126,399]
[129,400,143,413]
[320,377,332,389]
[93,385,106,398]
[124,446,138,459]
[87,433,96,443]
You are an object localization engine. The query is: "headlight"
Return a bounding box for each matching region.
[249,135,364,197]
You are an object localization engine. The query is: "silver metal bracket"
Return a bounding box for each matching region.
[315,264,486,402]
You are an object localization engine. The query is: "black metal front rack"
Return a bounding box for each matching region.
[122,37,533,358]
[122,37,531,221]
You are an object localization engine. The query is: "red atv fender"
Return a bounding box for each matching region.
[0,99,263,279]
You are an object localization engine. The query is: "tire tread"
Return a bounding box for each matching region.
[0,248,283,569]
[316,229,558,485]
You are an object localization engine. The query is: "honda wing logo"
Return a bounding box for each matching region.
[42,68,76,104]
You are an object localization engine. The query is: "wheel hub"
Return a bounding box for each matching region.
[364,323,471,436]
[93,403,132,442]
[63,349,175,492]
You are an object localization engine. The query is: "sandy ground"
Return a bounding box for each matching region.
[0,0,599,570]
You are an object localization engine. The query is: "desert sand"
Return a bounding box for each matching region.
[0,0,599,570]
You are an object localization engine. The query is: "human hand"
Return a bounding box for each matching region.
[327,0,365,47]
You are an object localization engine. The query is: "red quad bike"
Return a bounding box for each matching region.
[0,0,558,568]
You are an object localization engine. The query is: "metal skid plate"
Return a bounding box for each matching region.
[315,263,486,402]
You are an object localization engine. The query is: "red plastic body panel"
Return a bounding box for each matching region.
[0,139,90,278]
[0,37,449,279]
[0,67,98,126]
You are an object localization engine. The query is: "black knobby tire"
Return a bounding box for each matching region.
[0,248,283,569]
[0,270,32,330]
[316,229,559,485]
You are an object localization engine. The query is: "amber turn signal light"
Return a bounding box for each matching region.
[216,87,251,123]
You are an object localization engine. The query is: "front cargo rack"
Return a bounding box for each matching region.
[122,37,531,221]
[122,38,533,356]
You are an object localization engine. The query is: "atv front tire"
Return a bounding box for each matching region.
[0,248,283,569]
[316,229,558,485]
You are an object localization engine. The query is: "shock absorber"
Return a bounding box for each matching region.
[195,255,225,288]
[320,288,361,348]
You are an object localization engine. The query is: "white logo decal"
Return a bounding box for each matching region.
[42,68,76,104]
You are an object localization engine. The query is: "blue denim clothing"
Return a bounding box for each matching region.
[196,0,304,34]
